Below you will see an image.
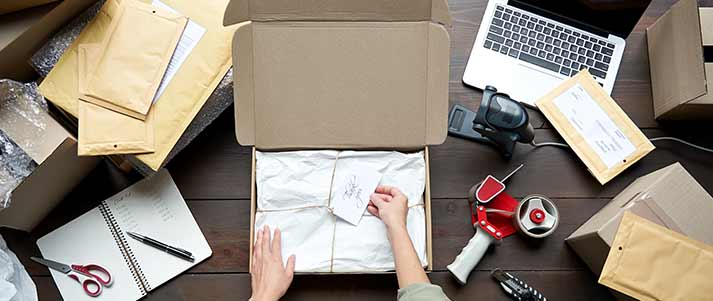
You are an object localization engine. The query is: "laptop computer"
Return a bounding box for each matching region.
[462,0,652,106]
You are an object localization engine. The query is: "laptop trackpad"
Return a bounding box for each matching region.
[497,63,564,105]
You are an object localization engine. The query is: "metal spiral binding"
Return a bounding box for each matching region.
[99,201,152,294]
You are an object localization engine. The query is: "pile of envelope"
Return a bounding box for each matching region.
[76,0,191,156]
[255,150,429,273]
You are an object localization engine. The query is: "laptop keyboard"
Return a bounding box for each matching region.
[484,5,614,82]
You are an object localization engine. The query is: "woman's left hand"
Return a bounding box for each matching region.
[250,225,296,301]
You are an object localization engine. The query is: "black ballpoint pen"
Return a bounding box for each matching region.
[126,231,195,262]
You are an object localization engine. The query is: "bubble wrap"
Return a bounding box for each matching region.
[30,0,106,77]
[0,80,45,209]
[127,68,234,175]
[0,132,37,210]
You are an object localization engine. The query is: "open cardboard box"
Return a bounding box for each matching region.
[0,0,100,232]
[223,0,452,273]
[647,0,713,120]
[566,162,713,276]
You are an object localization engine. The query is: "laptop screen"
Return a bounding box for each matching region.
[512,0,652,38]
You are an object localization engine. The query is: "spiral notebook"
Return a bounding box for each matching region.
[37,169,211,300]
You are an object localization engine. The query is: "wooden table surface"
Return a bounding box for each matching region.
[5,0,713,300]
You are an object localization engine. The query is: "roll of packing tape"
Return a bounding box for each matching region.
[514,195,559,239]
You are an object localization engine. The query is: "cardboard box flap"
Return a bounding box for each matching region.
[0,138,98,232]
[0,0,58,16]
[701,8,713,46]
[223,0,451,26]
[233,21,449,149]
[647,0,707,115]
[0,0,96,81]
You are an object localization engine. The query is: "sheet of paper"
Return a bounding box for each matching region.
[151,0,206,102]
[331,165,382,226]
[553,83,636,168]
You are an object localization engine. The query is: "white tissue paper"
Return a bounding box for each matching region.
[0,235,37,301]
[255,150,428,273]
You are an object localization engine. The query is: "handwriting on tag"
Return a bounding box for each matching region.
[331,165,382,225]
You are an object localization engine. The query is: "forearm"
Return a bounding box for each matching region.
[388,224,430,288]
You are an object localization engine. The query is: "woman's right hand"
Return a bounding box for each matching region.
[367,185,409,230]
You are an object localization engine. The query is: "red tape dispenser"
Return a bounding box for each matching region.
[447,165,559,285]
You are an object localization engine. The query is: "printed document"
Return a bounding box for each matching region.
[151,0,206,102]
[553,83,636,168]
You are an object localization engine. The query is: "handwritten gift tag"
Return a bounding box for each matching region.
[331,165,383,225]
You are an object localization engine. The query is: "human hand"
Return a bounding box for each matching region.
[367,185,409,230]
[250,225,296,301]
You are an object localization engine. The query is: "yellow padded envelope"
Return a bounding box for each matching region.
[78,44,155,155]
[600,212,713,301]
[80,0,187,120]
[39,0,236,170]
[535,70,654,185]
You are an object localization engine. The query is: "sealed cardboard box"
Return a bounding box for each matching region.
[566,162,713,275]
[647,0,713,120]
[223,0,452,273]
[0,80,98,232]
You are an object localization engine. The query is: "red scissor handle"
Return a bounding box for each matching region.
[68,273,102,297]
[72,264,113,287]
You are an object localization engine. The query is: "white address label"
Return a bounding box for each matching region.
[553,83,635,168]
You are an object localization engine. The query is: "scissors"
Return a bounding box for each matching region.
[31,257,113,297]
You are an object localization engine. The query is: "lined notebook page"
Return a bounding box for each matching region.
[108,169,212,291]
[37,207,144,301]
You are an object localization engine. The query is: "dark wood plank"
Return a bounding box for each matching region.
[430,129,713,199]
[41,271,606,300]
[186,200,250,274]
[167,110,252,200]
[431,271,613,301]
[31,277,61,300]
[33,271,613,300]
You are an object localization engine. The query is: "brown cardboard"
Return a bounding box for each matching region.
[225,0,450,149]
[0,138,97,231]
[0,0,96,81]
[0,105,98,232]
[225,0,451,273]
[0,0,100,231]
[647,0,713,120]
[566,162,713,275]
[0,0,59,16]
